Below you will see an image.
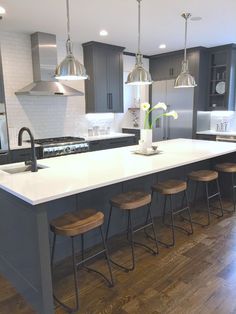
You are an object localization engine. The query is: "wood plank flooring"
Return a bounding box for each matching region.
[1,201,236,314]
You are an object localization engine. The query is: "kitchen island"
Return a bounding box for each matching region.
[0,138,236,313]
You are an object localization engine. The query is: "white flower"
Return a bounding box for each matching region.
[140,102,150,111]
[153,102,167,111]
[165,110,178,119]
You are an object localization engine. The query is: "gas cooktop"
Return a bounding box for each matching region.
[33,136,85,145]
[27,136,89,158]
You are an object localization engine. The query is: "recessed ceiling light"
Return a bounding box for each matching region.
[159,44,166,49]
[191,16,202,21]
[0,6,6,15]
[100,30,108,36]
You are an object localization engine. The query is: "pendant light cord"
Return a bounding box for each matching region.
[66,0,71,40]
[66,0,73,55]
[182,13,191,63]
[137,0,141,55]
[184,15,188,62]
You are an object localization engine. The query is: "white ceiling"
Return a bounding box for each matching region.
[1,0,236,55]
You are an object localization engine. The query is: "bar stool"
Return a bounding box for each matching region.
[215,163,236,212]
[188,170,224,226]
[106,191,159,272]
[50,209,114,313]
[151,179,193,247]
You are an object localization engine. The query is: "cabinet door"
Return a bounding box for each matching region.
[105,137,135,149]
[150,56,170,81]
[107,49,123,113]
[169,54,183,78]
[93,46,109,113]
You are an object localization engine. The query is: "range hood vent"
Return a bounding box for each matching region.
[15,32,83,96]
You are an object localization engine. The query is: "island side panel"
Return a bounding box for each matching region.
[0,189,54,314]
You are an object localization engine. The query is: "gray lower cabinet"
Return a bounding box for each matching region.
[83,41,125,113]
[89,136,135,152]
[122,128,140,144]
[196,134,217,141]
[0,153,10,165]
[9,148,41,163]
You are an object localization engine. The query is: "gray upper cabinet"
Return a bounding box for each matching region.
[150,53,183,81]
[83,42,125,113]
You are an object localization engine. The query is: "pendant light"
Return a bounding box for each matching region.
[126,0,152,85]
[55,0,88,80]
[174,13,197,88]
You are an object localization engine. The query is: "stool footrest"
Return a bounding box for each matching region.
[208,192,220,200]
[77,249,106,266]
[133,222,153,234]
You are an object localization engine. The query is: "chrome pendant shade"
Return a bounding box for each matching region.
[126,0,152,85]
[174,13,197,88]
[126,53,152,85]
[55,0,88,80]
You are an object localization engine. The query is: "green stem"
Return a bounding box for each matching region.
[150,113,167,129]
[144,110,150,129]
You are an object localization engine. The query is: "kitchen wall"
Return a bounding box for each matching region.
[0,31,149,146]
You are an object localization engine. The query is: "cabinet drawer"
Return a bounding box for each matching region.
[10,148,40,163]
[89,136,135,152]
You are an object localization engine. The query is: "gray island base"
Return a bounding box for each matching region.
[0,139,236,313]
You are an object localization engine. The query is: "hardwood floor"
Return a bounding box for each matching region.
[1,201,236,314]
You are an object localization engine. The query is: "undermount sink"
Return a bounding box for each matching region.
[1,164,48,174]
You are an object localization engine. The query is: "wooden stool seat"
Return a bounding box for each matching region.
[152,179,187,195]
[215,163,236,173]
[188,170,218,182]
[110,191,151,210]
[50,209,104,237]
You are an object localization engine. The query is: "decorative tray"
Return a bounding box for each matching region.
[133,149,162,156]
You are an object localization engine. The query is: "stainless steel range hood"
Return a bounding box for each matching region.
[15,32,84,96]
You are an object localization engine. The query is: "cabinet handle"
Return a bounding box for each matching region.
[107,93,110,109]
[107,93,113,110]
[110,93,113,109]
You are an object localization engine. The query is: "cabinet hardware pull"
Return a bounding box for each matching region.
[107,93,110,109]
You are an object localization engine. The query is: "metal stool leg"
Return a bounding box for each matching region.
[52,236,80,313]
[185,190,194,235]
[216,178,224,217]
[205,182,211,226]
[99,226,114,287]
[169,195,175,247]
[162,195,167,225]
[146,204,159,255]
[105,205,113,241]
[71,237,79,312]
[78,229,114,287]
[232,173,236,212]
[127,211,135,271]
[108,210,135,272]
[193,181,199,209]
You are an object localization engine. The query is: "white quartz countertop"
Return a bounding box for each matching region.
[197,130,236,136]
[1,138,236,206]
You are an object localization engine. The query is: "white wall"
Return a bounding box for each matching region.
[0,31,149,146]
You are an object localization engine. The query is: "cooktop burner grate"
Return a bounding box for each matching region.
[32,136,85,145]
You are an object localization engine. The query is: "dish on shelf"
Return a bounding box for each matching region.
[215,81,226,94]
